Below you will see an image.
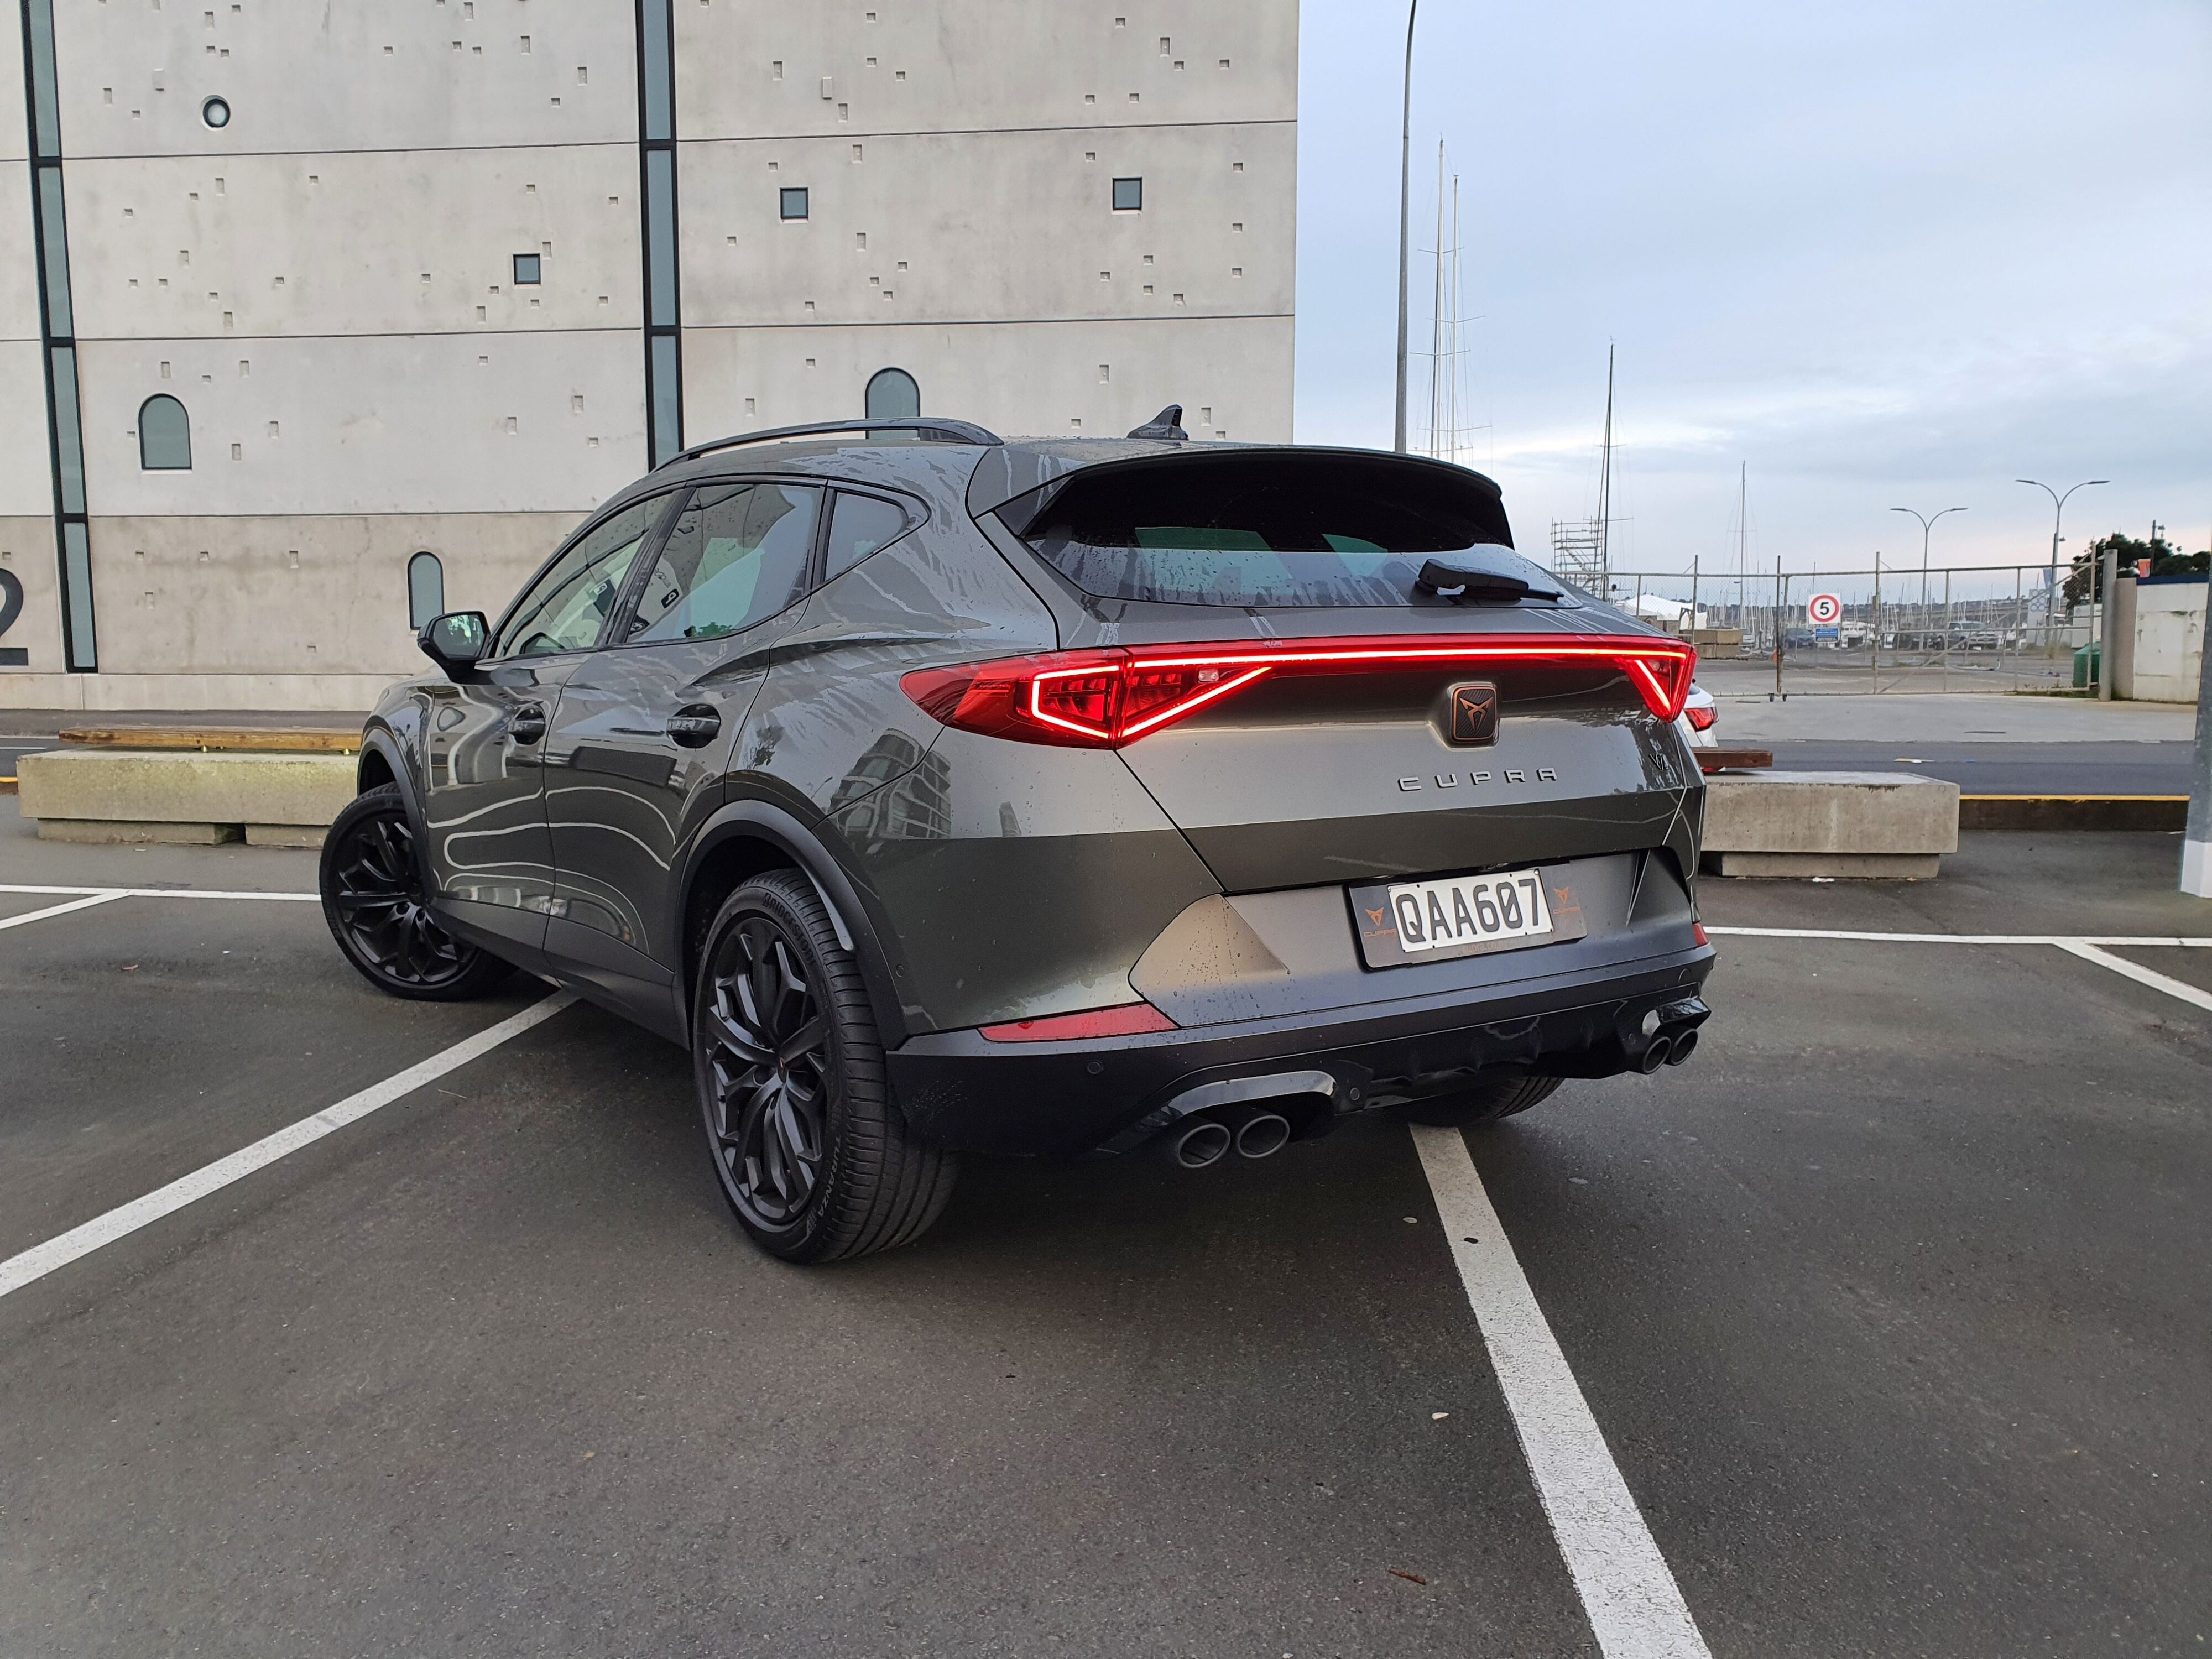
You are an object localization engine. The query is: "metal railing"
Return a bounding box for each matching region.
[1590,561,2098,693]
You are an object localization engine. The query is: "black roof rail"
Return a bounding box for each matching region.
[660,417,1004,468]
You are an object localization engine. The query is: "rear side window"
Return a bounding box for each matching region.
[1008,451,1546,608]
[627,482,820,643]
[823,491,914,580]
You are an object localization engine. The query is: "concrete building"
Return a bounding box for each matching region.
[3,1,1297,710]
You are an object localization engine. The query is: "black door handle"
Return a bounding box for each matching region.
[666,705,722,748]
[509,703,547,744]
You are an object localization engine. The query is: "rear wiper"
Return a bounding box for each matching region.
[1413,558,1561,604]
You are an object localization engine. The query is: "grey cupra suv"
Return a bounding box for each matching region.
[320,410,1714,1262]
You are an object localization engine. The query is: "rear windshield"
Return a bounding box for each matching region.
[1007,450,1559,609]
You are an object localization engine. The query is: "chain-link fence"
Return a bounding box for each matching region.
[1594,563,2096,693]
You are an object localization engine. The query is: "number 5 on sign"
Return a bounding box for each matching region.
[1806,592,1842,627]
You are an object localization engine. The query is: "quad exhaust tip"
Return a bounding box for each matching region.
[1234,1112,1292,1160]
[1170,1120,1233,1168]
[1637,1035,1674,1073]
[1664,1027,1698,1066]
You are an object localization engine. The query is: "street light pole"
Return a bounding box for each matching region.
[1891,505,1966,656]
[1392,0,1418,454]
[2017,478,2108,660]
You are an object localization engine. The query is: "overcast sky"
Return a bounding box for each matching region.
[1293,0,2212,580]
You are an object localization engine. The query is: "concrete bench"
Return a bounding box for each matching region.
[1700,770,1960,879]
[15,749,358,848]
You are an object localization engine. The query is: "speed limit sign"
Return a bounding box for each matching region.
[1807,592,1843,627]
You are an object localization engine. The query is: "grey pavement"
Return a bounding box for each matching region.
[0,826,2205,1656]
[1762,740,2194,796]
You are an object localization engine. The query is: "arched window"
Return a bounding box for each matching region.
[408,551,446,629]
[864,367,920,420]
[138,394,192,470]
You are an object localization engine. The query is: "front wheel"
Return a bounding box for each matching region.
[692,870,957,1264]
[319,784,514,1001]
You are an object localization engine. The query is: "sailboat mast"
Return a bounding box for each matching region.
[1596,346,1614,593]
[1427,140,1446,457]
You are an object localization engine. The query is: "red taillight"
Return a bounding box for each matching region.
[1693,922,1709,946]
[979,1003,1178,1042]
[902,634,1697,747]
[1685,704,1718,731]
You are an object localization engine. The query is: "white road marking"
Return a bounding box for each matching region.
[1411,1123,1713,1659]
[1708,925,2212,946]
[2053,941,2212,1015]
[1705,926,2212,1014]
[0,891,128,931]
[0,883,317,902]
[0,992,576,1301]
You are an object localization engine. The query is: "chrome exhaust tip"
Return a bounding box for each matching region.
[1636,1035,1674,1074]
[1234,1112,1292,1160]
[1663,1028,1698,1066]
[1171,1120,1233,1168]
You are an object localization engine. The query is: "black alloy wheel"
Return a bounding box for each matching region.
[319,784,513,1000]
[693,871,957,1263]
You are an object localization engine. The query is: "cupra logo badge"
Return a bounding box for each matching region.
[1446,681,1499,746]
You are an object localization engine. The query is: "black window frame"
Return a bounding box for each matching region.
[822,486,924,582]
[1111,176,1143,212]
[485,488,685,661]
[601,477,827,651]
[137,393,192,471]
[512,252,542,285]
[779,186,810,221]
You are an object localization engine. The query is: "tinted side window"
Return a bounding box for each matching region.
[628,483,820,643]
[823,491,914,580]
[494,497,664,658]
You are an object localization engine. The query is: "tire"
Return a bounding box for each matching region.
[319,784,514,1001]
[1397,1070,1563,1129]
[692,870,957,1264]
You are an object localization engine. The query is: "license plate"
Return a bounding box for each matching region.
[1348,866,1588,968]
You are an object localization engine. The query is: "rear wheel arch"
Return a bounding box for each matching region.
[677,802,913,1047]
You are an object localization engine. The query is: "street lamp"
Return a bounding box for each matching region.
[2017,478,2108,653]
[1392,0,1418,455]
[1891,505,1966,653]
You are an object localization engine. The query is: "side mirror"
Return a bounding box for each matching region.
[418,611,489,681]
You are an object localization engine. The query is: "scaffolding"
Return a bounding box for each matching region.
[1551,519,1607,594]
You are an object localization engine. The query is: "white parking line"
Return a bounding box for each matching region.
[0,991,576,1302]
[0,883,317,902]
[1705,925,2212,1013]
[0,891,128,931]
[1412,1123,1712,1659]
[2052,941,2212,1015]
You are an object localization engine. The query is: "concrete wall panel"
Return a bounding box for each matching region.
[1,164,41,343]
[676,1,1296,140]
[83,511,586,677]
[0,517,63,674]
[76,333,646,517]
[51,0,636,158]
[679,124,1293,329]
[0,340,55,516]
[2,0,28,163]
[65,148,643,340]
[681,316,1293,445]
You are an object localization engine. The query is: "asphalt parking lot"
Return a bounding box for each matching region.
[2,797,2207,1657]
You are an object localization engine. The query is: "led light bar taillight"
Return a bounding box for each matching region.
[901,634,1696,748]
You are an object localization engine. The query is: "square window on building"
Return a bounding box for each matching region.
[780,187,810,220]
[1112,176,1142,212]
[513,253,541,284]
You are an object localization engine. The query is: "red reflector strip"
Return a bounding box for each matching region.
[1685,705,1718,731]
[1693,922,1709,946]
[978,1003,1178,1042]
[903,633,1698,747]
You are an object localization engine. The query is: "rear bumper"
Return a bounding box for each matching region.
[886,937,1715,1157]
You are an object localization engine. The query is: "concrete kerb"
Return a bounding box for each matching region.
[16,749,356,847]
[1701,770,1958,880]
